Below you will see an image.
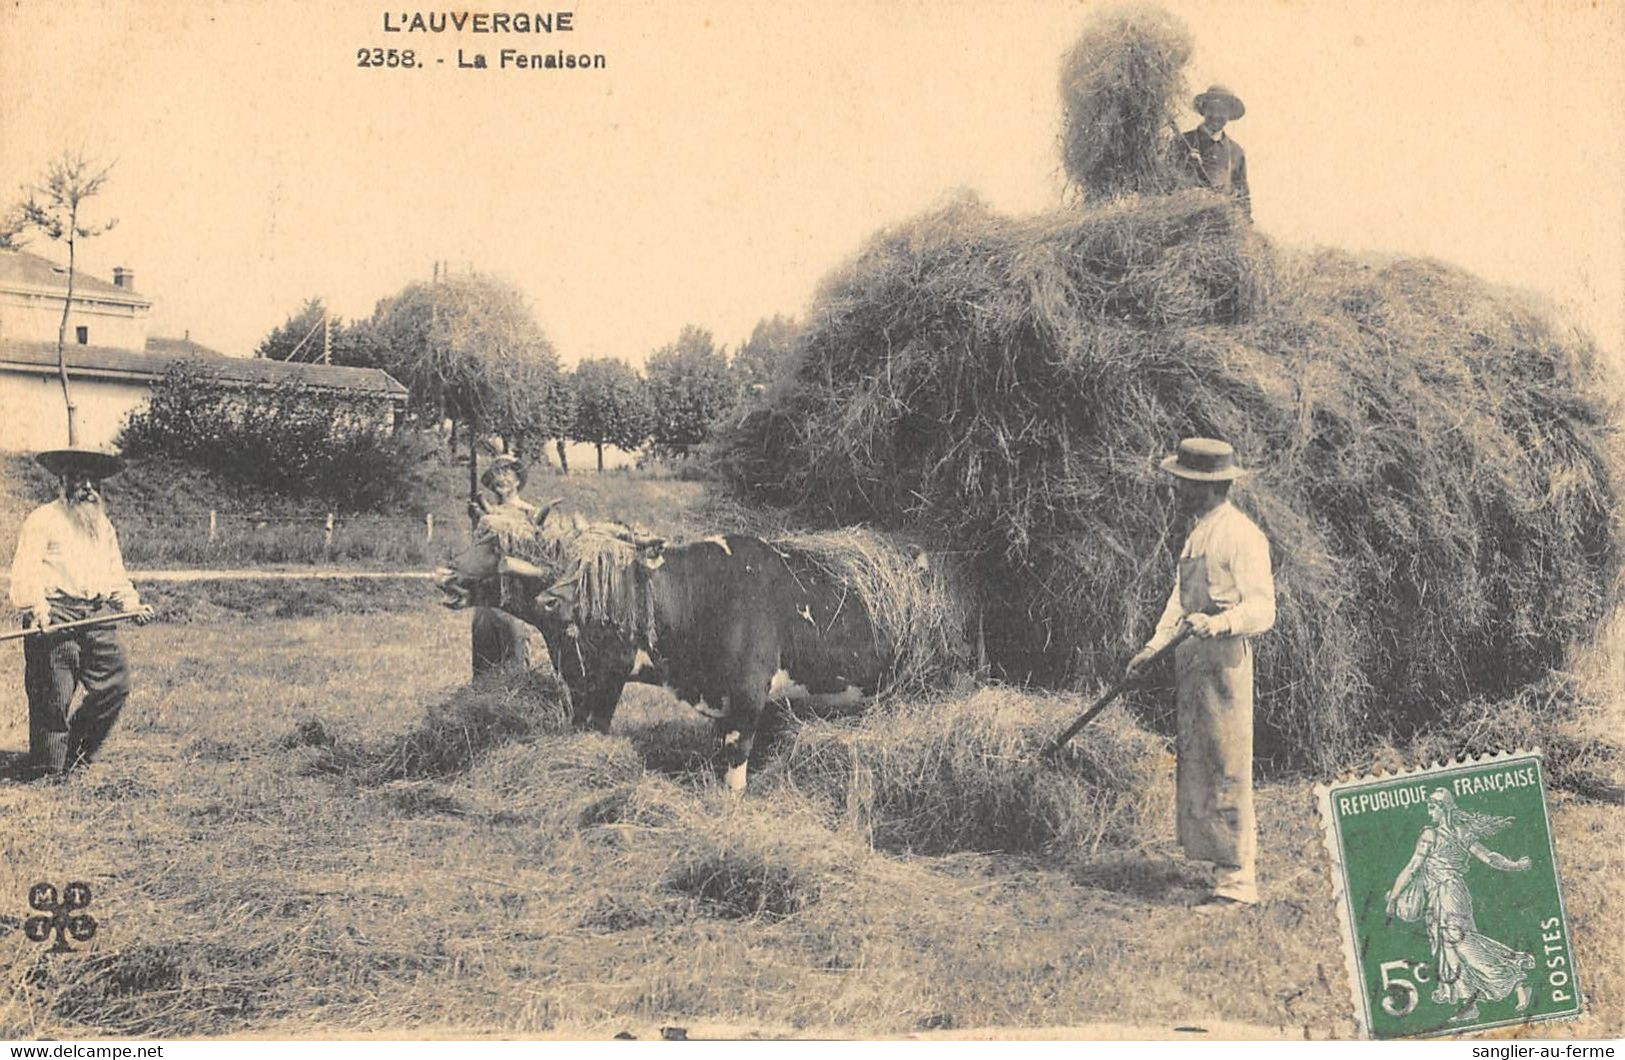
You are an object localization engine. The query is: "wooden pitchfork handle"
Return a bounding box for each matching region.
[1046,622,1197,756]
[0,610,145,643]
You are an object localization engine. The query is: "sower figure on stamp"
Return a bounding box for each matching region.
[468,454,548,678]
[9,449,154,775]
[1180,85,1251,220]
[1386,789,1536,1022]
[1127,438,1274,909]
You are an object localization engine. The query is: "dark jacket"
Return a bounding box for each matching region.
[1181,128,1250,220]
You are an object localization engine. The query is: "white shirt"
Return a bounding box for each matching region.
[8,500,140,612]
[1146,500,1275,651]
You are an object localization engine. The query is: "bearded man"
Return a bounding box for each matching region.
[9,449,153,774]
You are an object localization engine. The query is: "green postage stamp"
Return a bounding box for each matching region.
[1316,750,1583,1039]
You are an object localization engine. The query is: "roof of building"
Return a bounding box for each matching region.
[0,338,408,398]
[0,249,150,306]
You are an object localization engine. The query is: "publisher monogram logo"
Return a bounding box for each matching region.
[23,881,97,953]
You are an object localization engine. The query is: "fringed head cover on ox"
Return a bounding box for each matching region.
[472,506,665,649]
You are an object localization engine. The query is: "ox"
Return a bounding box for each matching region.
[438,509,964,792]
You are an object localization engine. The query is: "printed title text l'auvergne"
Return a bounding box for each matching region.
[358,10,607,71]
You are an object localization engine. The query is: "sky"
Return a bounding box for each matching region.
[2,0,1621,367]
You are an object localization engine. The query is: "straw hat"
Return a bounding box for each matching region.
[36,448,125,480]
[1193,85,1245,121]
[480,453,527,491]
[1159,438,1246,481]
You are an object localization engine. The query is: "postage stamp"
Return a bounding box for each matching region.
[1316,750,1583,1039]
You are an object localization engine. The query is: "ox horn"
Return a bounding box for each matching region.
[498,556,550,580]
[604,524,665,551]
[532,496,565,527]
[545,564,581,598]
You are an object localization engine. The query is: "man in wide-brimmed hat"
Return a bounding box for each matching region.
[468,454,549,678]
[9,448,154,775]
[1127,438,1275,909]
[1181,85,1251,220]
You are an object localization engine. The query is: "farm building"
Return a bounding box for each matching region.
[0,248,408,451]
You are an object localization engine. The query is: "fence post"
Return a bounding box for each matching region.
[324,512,335,550]
[425,512,435,543]
[208,509,217,543]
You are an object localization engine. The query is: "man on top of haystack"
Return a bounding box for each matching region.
[1181,84,1251,220]
[9,448,154,776]
[1127,438,1274,910]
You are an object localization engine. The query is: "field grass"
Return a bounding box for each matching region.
[0,608,1615,1040]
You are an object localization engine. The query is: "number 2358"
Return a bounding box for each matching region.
[357,48,417,68]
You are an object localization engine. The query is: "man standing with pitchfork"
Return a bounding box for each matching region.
[1126,438,1274,910]
[9,448,153,776]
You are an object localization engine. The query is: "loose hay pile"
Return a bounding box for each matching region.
[462,734,649,826]
[767,689,1172,856]
[1059,3,1193,201]
[772,528,975,695]
[1401,675,1625,804]
[372,668,572,780]
[302,666,573,783]
[661,796,876,920]
[715,197,1620,774]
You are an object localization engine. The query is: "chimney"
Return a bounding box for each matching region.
[112,267,134,290]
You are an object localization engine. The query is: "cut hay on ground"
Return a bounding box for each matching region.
[373,668,572,780]
[765,688,1172,857]
[1400,675,1625,804]
[460,733,649,825]
[714,189,1621,774]
[450,732,925,926]
[660,795,879,921]
[302,666,572,783]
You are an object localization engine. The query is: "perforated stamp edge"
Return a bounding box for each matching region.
[1311,748,1585,1039]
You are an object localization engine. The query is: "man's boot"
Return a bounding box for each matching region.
[33,731,69,775]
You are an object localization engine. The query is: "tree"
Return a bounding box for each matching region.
[364,271,567,494]
[732,314,800,396]
[255,296,376,368]
[118,363,416,511]
[501,350,575,460]
[549,376,578,473]
[568,358,651,472]
[645,324,735,459]
[0,207,27,250]
[9,152,118,446]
